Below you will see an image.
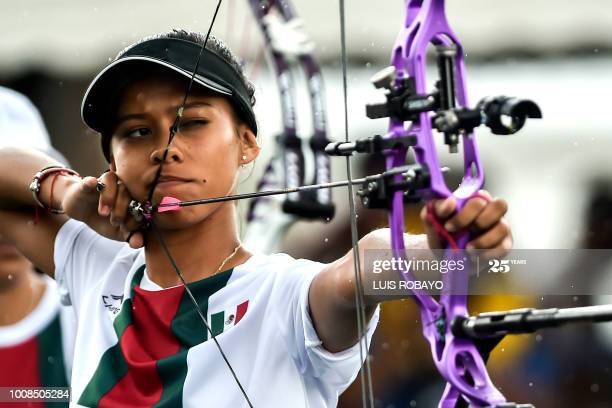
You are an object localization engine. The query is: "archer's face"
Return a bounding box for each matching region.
[110,76,255,229]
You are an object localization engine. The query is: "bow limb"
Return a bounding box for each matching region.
[244,0,334,254]
[387,1,504,406]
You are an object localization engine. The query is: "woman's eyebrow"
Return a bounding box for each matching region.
[114,112,148,127]
[172,101,214,113]
[115,102,215,126]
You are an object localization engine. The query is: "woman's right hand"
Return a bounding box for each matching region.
[61,171,145,248]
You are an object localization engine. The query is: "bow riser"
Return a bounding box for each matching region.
[387,0,507,406]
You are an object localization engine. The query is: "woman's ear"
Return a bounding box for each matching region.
[238,125,260,165]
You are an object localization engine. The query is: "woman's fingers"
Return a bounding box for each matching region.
[95,171,145,245]
[110,178,147,246]
[419,190,512,253]
[80,176,99,193]
[443,196,488,233]
[475,236,513,262]
[97,171,118,217]
[122,227,145,249]
[61,176,101,221]
[472,197,508,231]
[467,219,511,250]
[110,181,131,227]
[428,197,456,220]
[420,197,456,228]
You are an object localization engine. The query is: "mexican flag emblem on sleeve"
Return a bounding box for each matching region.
[209,300,249,337]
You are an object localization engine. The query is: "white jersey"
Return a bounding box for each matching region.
[55,219,378,407]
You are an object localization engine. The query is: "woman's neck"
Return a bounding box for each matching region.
[143,204,250,288]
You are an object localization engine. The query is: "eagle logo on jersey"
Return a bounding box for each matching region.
[102,294,124,315]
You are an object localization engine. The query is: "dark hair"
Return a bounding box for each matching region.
[101,30,256,155]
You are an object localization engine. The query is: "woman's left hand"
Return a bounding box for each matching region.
[420,190,512,260]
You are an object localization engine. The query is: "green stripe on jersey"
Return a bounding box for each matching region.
[169,269,233,346]
[80,266,235,407]
[78,267,143,406]
[154,269,234,407]
[37,315,69,408]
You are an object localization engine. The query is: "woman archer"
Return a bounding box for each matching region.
[0,30,512,407]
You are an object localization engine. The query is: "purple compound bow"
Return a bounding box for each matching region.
[244,0,335,253]
[329,0,543,406]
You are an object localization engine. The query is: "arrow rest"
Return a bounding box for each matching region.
[326,136,435,209]
[356,164,431,209]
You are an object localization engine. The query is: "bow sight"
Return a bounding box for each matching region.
[365,47,542,153]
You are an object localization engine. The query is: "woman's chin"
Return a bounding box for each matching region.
[151,210,206,230]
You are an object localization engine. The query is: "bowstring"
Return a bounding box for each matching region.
[143,1,254,406]
[338,1,375,407]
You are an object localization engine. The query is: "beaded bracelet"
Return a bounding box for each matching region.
[29,166,80,214]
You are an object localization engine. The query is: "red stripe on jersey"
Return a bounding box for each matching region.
[98,285,185,407]
[0,336,44,407]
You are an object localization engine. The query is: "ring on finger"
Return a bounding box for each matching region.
[129,200,144,222]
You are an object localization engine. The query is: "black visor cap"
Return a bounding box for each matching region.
[81,38,257,161]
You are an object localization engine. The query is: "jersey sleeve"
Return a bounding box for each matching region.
[270,256,379,397]
[53,219,126,316]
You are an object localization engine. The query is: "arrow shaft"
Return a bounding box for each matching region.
[157,177,368,208]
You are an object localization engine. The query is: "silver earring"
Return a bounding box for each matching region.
[241,155,247,161]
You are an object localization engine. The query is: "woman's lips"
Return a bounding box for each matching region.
[154,176,191,188]
[157,180,188,187]
[154,178,193,194]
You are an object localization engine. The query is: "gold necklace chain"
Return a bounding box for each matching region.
[214,243,242,275]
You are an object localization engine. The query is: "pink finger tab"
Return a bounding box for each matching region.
[158,196,181,213]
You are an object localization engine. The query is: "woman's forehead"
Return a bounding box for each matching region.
[118,77,225,110]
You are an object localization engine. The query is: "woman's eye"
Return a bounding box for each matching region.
[180,118,209,130]
[125,128,151,138]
